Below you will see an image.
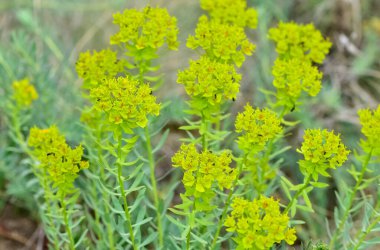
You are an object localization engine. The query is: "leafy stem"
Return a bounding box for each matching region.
[145,126,163,247]
[354,214,380,250]
[210,153,247,250]
[329,149,373,249]
[60,193,75,250]
[96,131,115,250]
[116,135,138,250]
[284,174,312,214]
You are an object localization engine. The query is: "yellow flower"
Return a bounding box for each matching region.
[235,103,282,153]
[177,56,241,106]
[225,196,296,249]
[298,129,350,180]
[88,76,160,131]
[11,79,38,108]
[111,6,178,50]
[272,58,322,109]
[358,105,380,156]
[28,126,88,192]
[187,15,254,67]
[172,144,236,210]
[269,22,332,64]
[76,49,125,87]
[200,0,258,29]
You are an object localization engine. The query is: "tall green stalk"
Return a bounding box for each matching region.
[60,194,75,250]
[116,135,138,250]
[144,127,163,247]
[329,150,373,248]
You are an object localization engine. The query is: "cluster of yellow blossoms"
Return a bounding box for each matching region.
[224,196,296,249]
[76,49,125,87]
[187,16,254,67]
[177,56,241,106]
[272,58,322,101]
[269,22,332,63]
[11,79,38,108]
[172,144,237,210]
[28,126,89,192]
[358,105,380,156]
[89,76,160,130]
[200,0,258,28]
[298,129,350,180]
[269,22,332,109]
[111,6,178,50]
[235,104,282,153]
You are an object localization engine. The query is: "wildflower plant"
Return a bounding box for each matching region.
[1,1,379,250]
[28,126,88,249]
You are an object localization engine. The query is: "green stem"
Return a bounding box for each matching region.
[96,131,115,250]
[116,136,138,250]
[60,194,75,250]
[210,154,247,250]
[145,127,163,248]
[42,173,60,250]
[354,215,380,250]
[201,113,208,150]
[284,174,312,214]
[329,150,373,249]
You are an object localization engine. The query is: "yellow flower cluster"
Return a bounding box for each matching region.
[235,103,282,153]
[28,126,89,191]
[298,129,350,180]
[358,105,380,156]
[89,76,160,130]
[11,79,38,108]
[110,6,178,50]
[172,144,237,209]
[268,22,332,64]
[187,16,255,67]
[200,0,258,28]
[76,49,125,87]
[177,56,241,106]
[224,196,296,249]
[272,58,322,106]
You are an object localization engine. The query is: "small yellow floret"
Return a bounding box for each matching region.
[11,79,38,108]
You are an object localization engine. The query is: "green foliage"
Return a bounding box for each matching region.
[0,1,379,250]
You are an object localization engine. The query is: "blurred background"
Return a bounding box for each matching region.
[0,0,379,248]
